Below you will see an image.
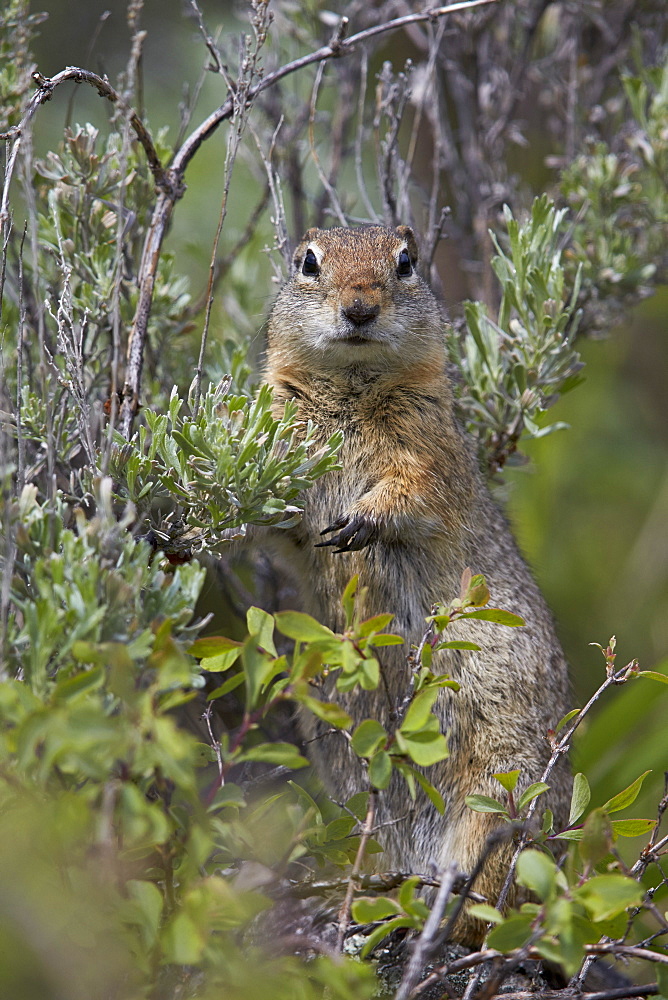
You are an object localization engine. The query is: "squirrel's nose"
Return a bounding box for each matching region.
[342,299,380,326]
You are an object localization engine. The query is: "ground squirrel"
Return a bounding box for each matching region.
[263,224,571,943]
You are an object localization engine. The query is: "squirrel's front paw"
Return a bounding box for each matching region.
[316,513,378,553]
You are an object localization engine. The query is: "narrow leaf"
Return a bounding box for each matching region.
[457,608,525,627]
[435,641,481,651]
[611,818,657,838]
[556,708,580,733]
[465,794,507,815]
[602,770,652,814]
[274,611,335,643]
[516,781,551,812]
[569,772,591,826]
[638,670,668,685]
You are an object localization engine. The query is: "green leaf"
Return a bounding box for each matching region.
[299,695,352,729]
[467,903,504,924]
[574,874,644,922]
[400,688,438,733]
[556,708,580,733]
[241,639,275,709]
[53,666,105,702]
[201,647,243,673]
[246,606,277,656]
[161,911,204,964]
[579,808,613,868]
[209,783,246,810]
[465,794,507,815]
[611,818,657,838]
[398,876,421,910]
[193,743,219,766]
[553,828,584,842]
[602,770,651,814]
[457,608,525,627]
[341,574,359,629]
[359,917,416,958]
[395,729,448,767]
[358,613,395,637]
[407,766,446,814]
[516,781,550,812]
[639,670,668,685]
[368,750,392,789]
[367,633,404,647]
[274,611,335,643]
[237,742,309,768]
[486,915,533,952]
[569,773,591,826]
[189,635,243,657]
[435,640,481,651]
[493,769,520,793]
[351,719,387,757]
[126,880,164,942]
[351,896,401,923]
[516,849,557,900]
[207,673,244,699]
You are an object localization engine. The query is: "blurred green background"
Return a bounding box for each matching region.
[28,1,667,831]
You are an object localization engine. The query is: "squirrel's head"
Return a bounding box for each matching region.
[268,225,444,370]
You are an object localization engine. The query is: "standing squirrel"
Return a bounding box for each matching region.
[263,225,571,943]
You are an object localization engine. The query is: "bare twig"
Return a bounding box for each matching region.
[336,788,377,950]
[396,861,459,1000]
[202,703,223,780]
[103,16,146,473]
[285,868,486,903]
[248,118,290,272]
[16,224,27,491]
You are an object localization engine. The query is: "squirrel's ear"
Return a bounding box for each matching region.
[395,225,419,265]
[292,228,319,273]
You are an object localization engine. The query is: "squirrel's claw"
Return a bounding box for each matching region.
[316,513,377,553]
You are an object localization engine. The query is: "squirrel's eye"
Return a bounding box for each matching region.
[397,249,412,277]
[302,248,320,276]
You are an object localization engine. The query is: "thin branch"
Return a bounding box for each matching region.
[396,861,459,1000]
[16,224,27,491]
[103,17,146,473]
[202,703,223,780]
[336,788,377,950]
[248,119,290,272]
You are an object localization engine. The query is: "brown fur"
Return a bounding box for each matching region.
[262,225,571,943]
